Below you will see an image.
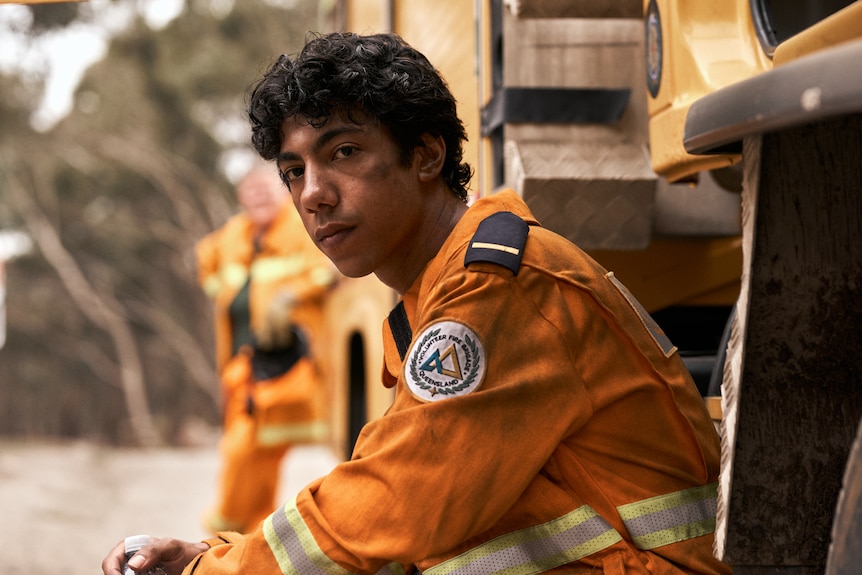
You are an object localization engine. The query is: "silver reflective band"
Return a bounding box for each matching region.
[617,483,718,550]
[265,499,405,575]
[266,500,350,575]
[425,505,621,575]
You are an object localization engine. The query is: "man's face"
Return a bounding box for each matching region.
[276,114,429,289]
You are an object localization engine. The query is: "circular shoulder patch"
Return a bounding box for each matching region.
[404,321,486,402]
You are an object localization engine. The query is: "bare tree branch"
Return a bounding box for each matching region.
[54,135,224,405]
[5,157,162,447]
[125,298,220,403]
[74,131,233,240]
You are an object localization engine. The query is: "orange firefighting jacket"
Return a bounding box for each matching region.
[186,190,729,575]
[196,204,335,373]
[196,203,336,441]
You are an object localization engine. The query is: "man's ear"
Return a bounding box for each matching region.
[416,133,446,182]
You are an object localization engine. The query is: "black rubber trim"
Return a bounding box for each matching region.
[481,87,630,136]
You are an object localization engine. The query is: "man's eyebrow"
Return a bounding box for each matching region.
[277,125,364,164]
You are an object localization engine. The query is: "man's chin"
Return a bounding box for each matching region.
[330,260,373,280]
[340,268,373,280]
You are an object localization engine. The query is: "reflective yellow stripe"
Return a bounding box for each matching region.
[425,505,621,575]
[204,511,245,533]
[257,421,329,446]
[202,275,222,299]
[219,257,330,294]
[617,483,718,550]
[252,255,308,283]
[265,499,404,575]
[310,266,335,287]
[222,263,248,290]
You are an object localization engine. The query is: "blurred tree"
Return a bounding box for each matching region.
[28,1,81,31]
[0,0,327,446]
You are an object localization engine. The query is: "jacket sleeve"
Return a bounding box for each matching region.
[183,530,284,575]
[195,230,223,300]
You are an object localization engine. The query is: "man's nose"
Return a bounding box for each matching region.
[299,164,335,213]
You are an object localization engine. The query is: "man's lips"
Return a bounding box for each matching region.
[314,222,353,246]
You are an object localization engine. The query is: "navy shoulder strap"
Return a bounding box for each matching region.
[388,301,412,361]
[464,211,529,275]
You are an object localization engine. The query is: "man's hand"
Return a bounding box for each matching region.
[101,537,209,575]
[255,290,297,351]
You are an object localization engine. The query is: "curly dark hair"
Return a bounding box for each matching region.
[247,32,472,201]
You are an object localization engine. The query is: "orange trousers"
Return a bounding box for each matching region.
[204,349,325,534]
[204,413,290,534]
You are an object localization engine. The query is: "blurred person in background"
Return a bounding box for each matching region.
[195,160,338,534]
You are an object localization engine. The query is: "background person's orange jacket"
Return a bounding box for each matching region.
[196,204,336,373]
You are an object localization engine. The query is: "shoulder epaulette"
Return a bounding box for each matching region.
[464,211,529,275]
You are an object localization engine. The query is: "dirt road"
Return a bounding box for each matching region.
[0,440,341,575]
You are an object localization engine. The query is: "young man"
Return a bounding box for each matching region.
[103,32,729,575]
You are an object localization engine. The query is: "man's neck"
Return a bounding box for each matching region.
[379,194,468,295]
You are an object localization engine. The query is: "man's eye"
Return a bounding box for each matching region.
[334,145,356,159]
[280,167,304,183]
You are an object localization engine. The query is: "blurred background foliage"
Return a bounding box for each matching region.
[0,0,334,446]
